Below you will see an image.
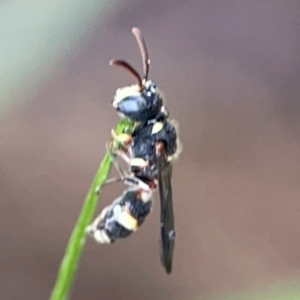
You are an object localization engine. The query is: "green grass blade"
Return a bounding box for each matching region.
[49,118,134,300]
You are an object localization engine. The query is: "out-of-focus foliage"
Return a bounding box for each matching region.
[203,280,300,300]
[0,0,117,121]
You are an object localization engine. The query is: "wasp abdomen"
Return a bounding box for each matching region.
[87,189,153,244]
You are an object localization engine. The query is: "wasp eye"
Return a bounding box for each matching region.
[117,96,147,114]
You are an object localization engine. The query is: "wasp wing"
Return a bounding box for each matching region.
[157,148,175,274]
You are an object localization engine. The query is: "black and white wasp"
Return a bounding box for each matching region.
[86,28,181,274]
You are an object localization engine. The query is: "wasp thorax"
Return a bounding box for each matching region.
[112,81,162,122]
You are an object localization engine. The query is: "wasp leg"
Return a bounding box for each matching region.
[104,128,135,177]
[111,147,149,171]
[106,141,127,178]
[107,138,149,177]
[101,172,152,193]
[110,129,132,148]
[106,146,151,192]
[104,177,124,185]
[94,177,125,195]
[113,149,132,165]
[104,140,148,184]
[94,140,129,194]
[95,130,150,194]
[124,176,151,192]
[110,129,150,169]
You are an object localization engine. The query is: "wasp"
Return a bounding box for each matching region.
[87,28,181,274]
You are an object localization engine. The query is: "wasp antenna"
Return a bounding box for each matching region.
[132,27,150,82]
[110,59,143,89]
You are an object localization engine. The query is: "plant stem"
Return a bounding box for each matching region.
[49,118,134,300]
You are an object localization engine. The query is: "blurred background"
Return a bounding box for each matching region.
[1,0,300,299]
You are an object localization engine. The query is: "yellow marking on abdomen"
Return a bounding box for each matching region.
[117,210,138,231]
[151,122,163,135]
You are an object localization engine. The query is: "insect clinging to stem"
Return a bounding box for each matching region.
[86,27,181,274]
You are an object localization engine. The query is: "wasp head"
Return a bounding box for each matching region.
[110,28,163,122]
[112,80,162,122]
